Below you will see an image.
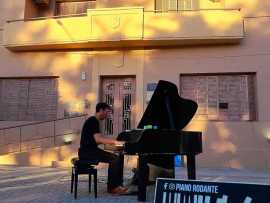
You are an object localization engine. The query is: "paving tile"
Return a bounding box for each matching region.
[0,165,269,203]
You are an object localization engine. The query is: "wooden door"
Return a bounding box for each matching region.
[101,77,136,137]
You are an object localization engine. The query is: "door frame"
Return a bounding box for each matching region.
[90,51,144,128]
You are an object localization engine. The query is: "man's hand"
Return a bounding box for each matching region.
[114,140,125,146]
[94,133,125,146]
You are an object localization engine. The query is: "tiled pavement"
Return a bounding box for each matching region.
[0,165,269,203]
[0,165,151,203]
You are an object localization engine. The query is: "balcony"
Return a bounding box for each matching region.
[3,7,244,51]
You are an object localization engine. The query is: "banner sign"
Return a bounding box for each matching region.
[147,83,157,91]
[146,83,157,103]
[154,178,270,203]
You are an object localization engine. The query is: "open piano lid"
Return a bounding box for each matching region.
[137,80,198,130]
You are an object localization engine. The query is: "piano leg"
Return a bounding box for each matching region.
[138,155,148,202]
[119,153,124,185]
[186,154,196,180]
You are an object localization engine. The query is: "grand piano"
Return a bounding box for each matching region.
[117,80,202,201]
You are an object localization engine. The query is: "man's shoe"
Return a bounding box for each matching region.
[108,186,128,195]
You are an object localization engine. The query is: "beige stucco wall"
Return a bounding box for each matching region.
[143,45,270,170]
[0,50,92,116]
[0,28,3,45]
[3,8,243,51]
[0,0,25,27]
[143,18,270,121]
[0,0,270,170]
[141,15,270,170]
[187,121,270,170]
[226,0,270,16]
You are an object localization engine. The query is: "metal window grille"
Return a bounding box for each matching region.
[102,78,135,136]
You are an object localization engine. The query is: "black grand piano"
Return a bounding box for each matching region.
[117,80,202,201]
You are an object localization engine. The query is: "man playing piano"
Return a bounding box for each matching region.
[78,102,128,195]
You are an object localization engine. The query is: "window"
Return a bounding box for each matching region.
[178,0,193,10]
[156,0,195,11]
[56,0,96,16]
[0,78,58,121]
[180,73,257,121]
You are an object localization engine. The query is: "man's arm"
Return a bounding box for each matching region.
[94,133,124,145]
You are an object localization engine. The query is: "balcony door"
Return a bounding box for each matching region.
[101,77,136,137]
[156,0,197,11]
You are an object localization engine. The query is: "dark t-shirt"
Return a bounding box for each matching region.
[80,116,100,152]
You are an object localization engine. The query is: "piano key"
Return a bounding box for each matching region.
[162,192,167,203]
[193,195,204,203]
[243,196,252,203]
[216,195,228,203]
[169,192,172,203]
[174,193,181,203]
[204,196,211,203]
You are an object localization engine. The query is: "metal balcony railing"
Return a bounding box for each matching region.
[5,8,240,23]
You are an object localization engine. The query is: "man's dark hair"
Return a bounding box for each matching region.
[96,102,111,113]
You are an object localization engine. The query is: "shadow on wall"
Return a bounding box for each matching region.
[186,119,270,171]
[226,0,270,17]
[0,116,86,167]
[2,51,94,117]
[0,1,25,27]
[0,136,80,167]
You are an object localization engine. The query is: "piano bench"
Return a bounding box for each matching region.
[70,157,98,199]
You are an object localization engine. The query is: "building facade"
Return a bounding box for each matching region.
[0,0,270,170]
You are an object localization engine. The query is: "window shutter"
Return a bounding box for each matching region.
[207,76,218,120]
[28,79,58,121]
[0,80,28,121]
[180,73,256,121]
[0,79,57,121]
